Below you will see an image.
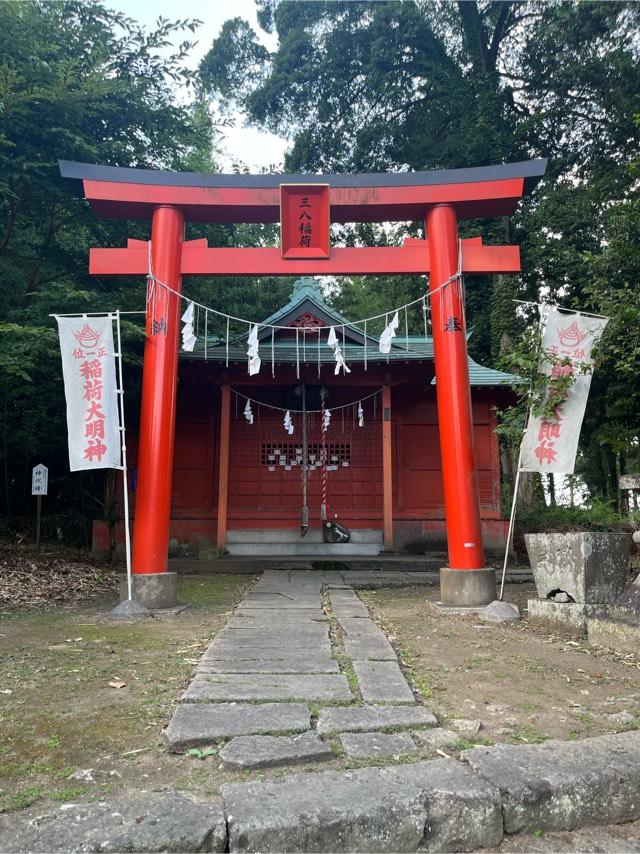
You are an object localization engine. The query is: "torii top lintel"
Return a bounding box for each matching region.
[59,158,546,277]
[59,158,546,224]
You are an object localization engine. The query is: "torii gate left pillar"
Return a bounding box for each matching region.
[60,157,546,610]
[127,206,184,609]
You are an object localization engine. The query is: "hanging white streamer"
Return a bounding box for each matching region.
[357,401,364,428]
[323,408,332,430]
[181,301,196,352]
[243,399,254,425]
[284,410,294,435]
[379,310,400,354]
[247,324,261,376]
[327,326,351,375]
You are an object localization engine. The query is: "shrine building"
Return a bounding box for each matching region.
[94,277,516,559]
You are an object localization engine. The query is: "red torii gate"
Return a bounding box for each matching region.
[60,158,546,608]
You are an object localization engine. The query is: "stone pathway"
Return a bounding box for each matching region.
[5,569,640,852]
[164,570,442,764]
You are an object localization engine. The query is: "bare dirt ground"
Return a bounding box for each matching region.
[360,583,640,745]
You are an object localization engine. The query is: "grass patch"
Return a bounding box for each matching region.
[50,786,88,802]
[1,785,44,813]
[508,723,549,744]
[454,737,494,751]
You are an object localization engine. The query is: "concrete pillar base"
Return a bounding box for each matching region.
[119,572,177,610]
[440,567,496,607]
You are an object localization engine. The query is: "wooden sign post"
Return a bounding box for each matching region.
[31,463,48,551]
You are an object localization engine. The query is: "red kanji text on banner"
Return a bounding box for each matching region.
[56,315,120,471]
[520,308,608,474]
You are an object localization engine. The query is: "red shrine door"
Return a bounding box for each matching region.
[227,392,383,529]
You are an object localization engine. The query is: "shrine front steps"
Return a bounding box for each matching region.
[225,527,384,557]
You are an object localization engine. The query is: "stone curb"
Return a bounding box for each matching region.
[217,730,640,852]
[4,732,640,852]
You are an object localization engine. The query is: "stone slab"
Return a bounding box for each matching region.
[383,759,504,852]
[164,703,311,751]
[331,603,370,619]
[227,616,328,626]
[220,732,333,769]
[413,728,460,750]
[352,660,416,703]
[184,673,353,702]
[205,642,332,656]
[339,731,418,759]
[201,650,333,664]
[221,759,502,852]
[317,705,437,735]
[527,598,595,630]
[587,615,640,654]
[337,617,388,638]
[215,626,329,639]
[1,791,226,853]
[344,634,397,661]
[196,658,339,674]
[463,730,640,834]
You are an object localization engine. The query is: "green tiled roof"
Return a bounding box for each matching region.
[182,277,519,387]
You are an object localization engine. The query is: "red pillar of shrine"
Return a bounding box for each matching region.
[426,204,496,606]
[129,205,184,607]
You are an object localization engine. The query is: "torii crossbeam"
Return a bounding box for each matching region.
[60,158,546,609]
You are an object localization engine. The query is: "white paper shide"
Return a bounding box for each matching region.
[57,316,120,471]
[520,309,608,474]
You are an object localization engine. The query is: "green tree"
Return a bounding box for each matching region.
[0,0,204,533]
[200,0,640,504]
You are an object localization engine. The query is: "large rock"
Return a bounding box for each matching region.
[352,660,415,703]
[525,532,631,604]
[220,732,333,769]
[1,791,226,853]
[183,673,353,703]
[164,703,310,751]
[317,705,437,734]
[221,759,502,852]
[480,600,521,623]
[463,730,640,834]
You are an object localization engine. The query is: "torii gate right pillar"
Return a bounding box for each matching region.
[427,204,497,606]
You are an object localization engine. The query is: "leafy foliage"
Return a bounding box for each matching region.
[201,0,640,504]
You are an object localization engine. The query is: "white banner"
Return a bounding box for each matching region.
[56,316,120,471]
[520,308,608,474]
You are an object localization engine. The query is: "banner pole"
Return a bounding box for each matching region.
[114,311,133,600]
[499,451,523,601]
